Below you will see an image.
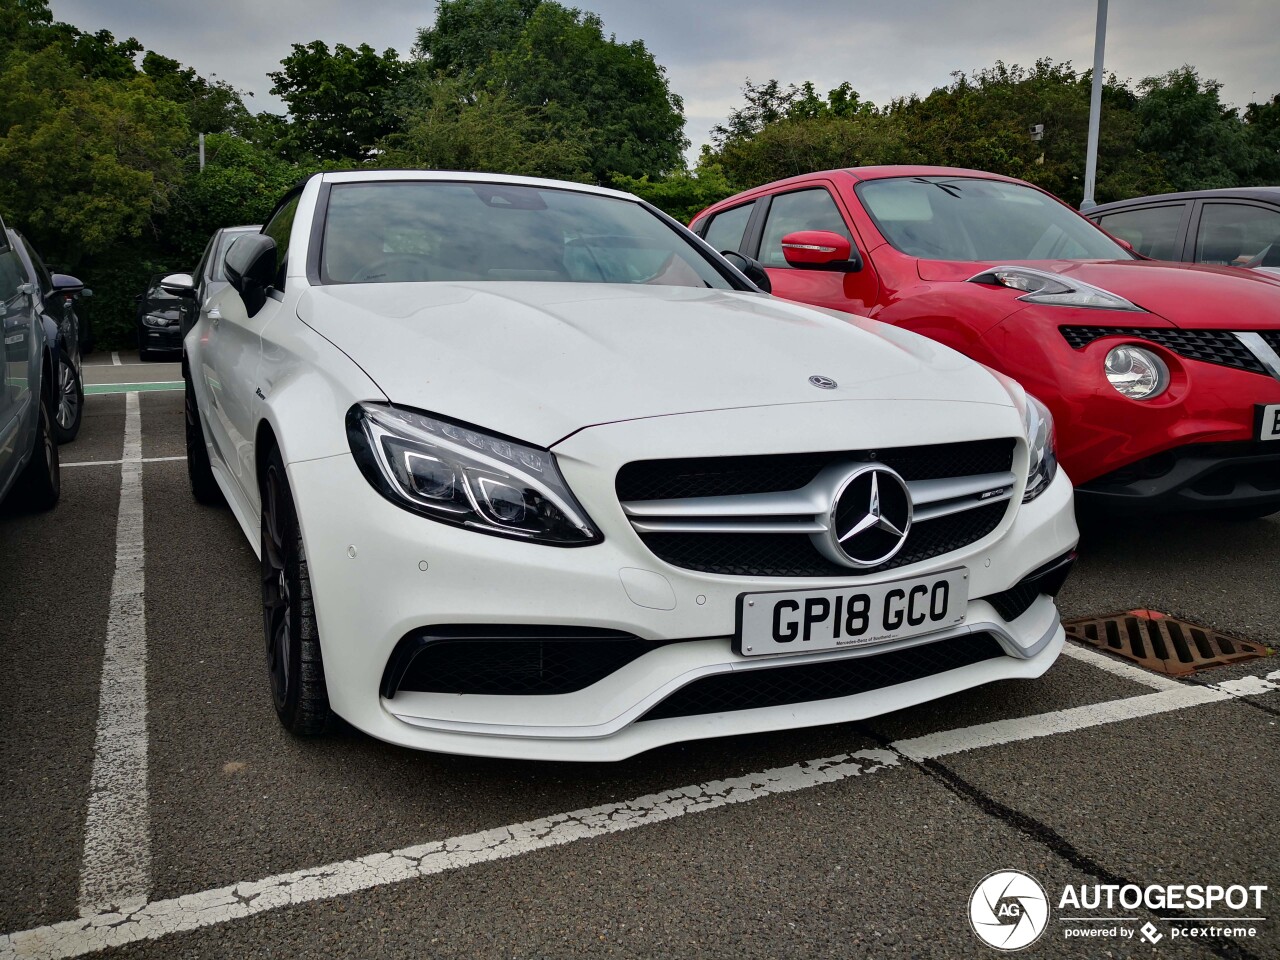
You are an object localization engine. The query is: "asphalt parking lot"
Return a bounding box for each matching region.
[1,356,1276,959]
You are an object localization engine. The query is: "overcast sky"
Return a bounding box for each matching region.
[53,0,1280,161]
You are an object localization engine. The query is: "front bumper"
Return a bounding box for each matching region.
[139,323,183,353]
[287,403,1078,761]
[1076,440,1280,513]
[981,313,1280,494]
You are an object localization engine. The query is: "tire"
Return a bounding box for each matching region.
[14,381,60,510]
[139,347,154,362]
[260,446,333,735]
[185,371,223,505]
[52,352,83,444]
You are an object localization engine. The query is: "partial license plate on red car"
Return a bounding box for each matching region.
[1260,404,1280,441]
[735,569,968,657]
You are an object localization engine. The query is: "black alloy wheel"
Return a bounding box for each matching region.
[260,446,332,735]
[52,352,82,443]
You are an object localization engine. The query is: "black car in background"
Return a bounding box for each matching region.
[1087,187,1280,274]
[1,215,60,509]
[9,230,88,444]
[135,274,185,359]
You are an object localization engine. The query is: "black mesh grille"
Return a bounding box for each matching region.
[639,632,1006,721]
[1261,330,1280,355]
[638,501,1008,577]
[616,439,1015,502]
[1058,326,1269,375]
[388,629,679,696]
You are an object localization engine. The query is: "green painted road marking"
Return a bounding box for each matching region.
[85,381,183,395]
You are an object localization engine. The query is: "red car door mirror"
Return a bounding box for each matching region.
[781,230,862,272]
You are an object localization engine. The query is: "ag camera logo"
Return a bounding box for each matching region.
[969,869,1050,951]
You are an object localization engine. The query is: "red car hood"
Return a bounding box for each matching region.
[915,257,1280,329]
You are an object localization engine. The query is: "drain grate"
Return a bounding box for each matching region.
[1064,609,1271,676]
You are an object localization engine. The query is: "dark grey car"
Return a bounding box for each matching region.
[1087,187,1280,274]
[0,216,59,509]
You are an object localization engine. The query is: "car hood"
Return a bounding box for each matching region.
[915,257,1280,329]
[296,282,1014,448]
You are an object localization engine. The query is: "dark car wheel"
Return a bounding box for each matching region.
[14,383,60,510]
[261,446,332,735]
[52,352,83,444]
[185,371,223,505]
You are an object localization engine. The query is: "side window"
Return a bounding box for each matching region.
[758,189,852,268]
[18,236,52,295]
[193,234,216,283]
[1095,205,1184,260]
[1195,203,1280,267]
[0,245,25,304]
[702,203,754,255]
[262,196,301,291]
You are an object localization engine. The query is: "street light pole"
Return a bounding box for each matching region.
[1080,0,1108,210]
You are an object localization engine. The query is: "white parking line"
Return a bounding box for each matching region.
[1058,641,1182,691]
[110,352,121,366]
[4,670,1275,959]
[63,457,186,468]
[75,391,151,919]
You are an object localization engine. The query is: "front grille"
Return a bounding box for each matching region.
[384,627,680,696]
[639,632,1006,721]
[1058,326,1269,375]
[616,439,1015,502]
[641,500,1007,577]
[1262,330,1280,355]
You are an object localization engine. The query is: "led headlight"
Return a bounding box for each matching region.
[1021,394,1058,503]
[143,313,174,327]
[347,403,601,545]
[969,266,1144,312]
[1104,345,1169,400]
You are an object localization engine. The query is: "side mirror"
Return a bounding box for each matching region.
[224,234,277,316]
[160,273,197,298]
[720,251,772,294]
[51,273,85,297]
[780,231,863,272]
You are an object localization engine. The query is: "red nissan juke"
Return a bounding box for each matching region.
[692,166,1280,518]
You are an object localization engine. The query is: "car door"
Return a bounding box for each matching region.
[750,184,880,313]
[202,198,298,509]
[1188,200,1280,269]
[0,228,35,497]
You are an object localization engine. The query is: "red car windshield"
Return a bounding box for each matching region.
[857,176,1132,262]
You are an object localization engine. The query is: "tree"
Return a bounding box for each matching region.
[379,74,588,179]
[1244,94,1280,182]
[1135,67,1261,191]
[413,0,687,183]
[612,162,735,223]
[269,41,407,161]
[142,51,252,137]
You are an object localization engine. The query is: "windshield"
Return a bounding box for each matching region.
[319,181,733,288]
[857,176,1131,262]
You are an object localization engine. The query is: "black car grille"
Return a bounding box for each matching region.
[616,439,1015,502]
[638,632,1006,721]
[1262,330,1280,355]
[639,501,1007,578]
[384,627,683,697]
[618,439,1015,578]
[1058,326,1269,375]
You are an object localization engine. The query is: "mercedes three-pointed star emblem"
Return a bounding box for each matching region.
[826,464,914,568]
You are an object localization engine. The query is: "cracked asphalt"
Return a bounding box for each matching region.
[0,362,1276,959]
